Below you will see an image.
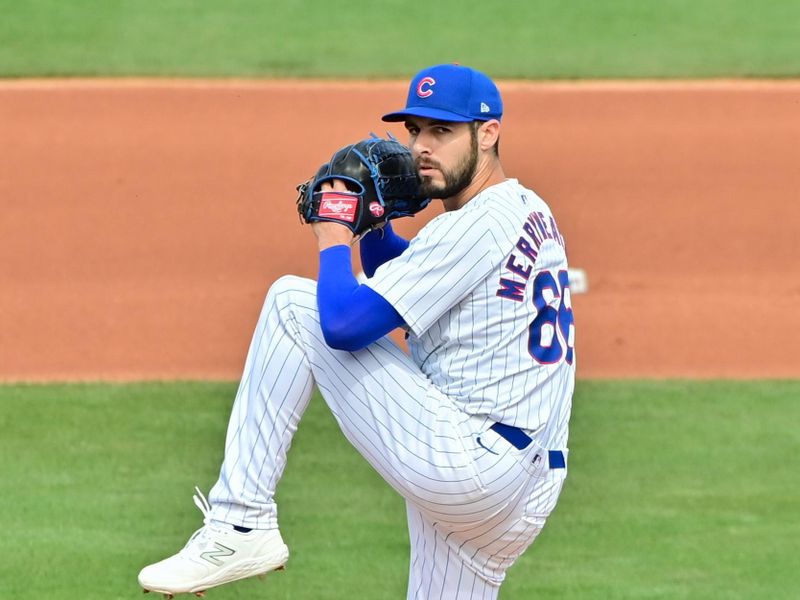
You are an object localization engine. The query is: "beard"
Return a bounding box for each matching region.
[417,130,478,199]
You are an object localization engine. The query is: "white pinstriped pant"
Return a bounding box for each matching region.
[209,276,567,599]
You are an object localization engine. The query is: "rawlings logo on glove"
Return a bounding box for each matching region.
[296,134,430,236]
[318,193,359,222]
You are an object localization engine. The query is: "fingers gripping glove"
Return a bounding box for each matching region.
[296,134,430,236]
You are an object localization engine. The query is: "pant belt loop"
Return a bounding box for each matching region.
[548,450,566,469]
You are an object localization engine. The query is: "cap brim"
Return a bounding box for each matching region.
[381,106,475,123]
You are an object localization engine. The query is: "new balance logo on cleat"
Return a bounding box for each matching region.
[199,542,235,566]
[138,488,289,597]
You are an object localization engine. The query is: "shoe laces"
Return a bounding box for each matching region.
[193,486,213,525]
[181,486,223,553]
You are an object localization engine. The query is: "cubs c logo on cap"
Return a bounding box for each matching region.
[416,77,435,98]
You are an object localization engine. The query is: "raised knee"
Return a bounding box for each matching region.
[270,275,316,297]
[264,275,318,316]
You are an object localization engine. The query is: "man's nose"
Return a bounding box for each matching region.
[410,130,434,156]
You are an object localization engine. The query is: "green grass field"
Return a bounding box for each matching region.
[1,0,799,78]
[1,380,797,599]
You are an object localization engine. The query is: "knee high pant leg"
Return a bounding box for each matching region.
[209,275,489,528]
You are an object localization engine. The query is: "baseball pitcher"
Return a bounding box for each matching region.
[139,63,575,599]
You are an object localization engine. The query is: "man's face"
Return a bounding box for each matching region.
[404,117,478,199]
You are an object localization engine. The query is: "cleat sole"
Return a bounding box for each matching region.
[139,546,288,596]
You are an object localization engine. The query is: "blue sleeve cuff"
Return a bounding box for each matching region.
[317,245,404,351]
[359,222,409,278]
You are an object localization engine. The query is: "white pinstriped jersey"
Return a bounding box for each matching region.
[365,179,575,447]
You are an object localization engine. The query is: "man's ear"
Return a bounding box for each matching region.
[478,120,500,151]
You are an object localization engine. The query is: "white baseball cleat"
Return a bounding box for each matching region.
[138,487,289,597]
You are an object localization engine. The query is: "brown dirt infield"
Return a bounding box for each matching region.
[1,79,798,381]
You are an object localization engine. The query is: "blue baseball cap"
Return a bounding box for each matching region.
[382,64,503,123]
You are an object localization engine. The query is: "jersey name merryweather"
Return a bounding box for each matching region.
[496,209,566,302]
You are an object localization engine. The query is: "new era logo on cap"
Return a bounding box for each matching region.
[382,64,503,123]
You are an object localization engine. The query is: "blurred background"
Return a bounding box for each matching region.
[0,1,798,598]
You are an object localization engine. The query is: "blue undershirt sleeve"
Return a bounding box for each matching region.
[359,222,409,278]
[317,245,405,351]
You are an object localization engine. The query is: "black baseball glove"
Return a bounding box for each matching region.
[296,134,430,236]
